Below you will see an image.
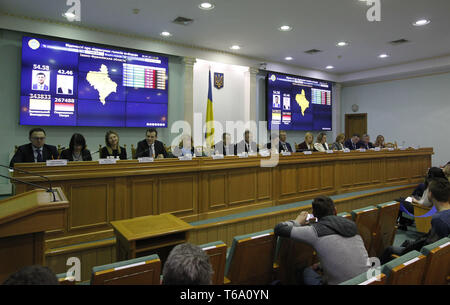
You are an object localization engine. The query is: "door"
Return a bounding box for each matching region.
[345,113,367,139]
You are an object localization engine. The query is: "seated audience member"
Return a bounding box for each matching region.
[374,135,385,148]
[344,134,360,150]
[59,133,92,161]
[214,133,234,156]
[3,265,59,285]
[313,132,330,152]
[381,178,450,264]
[135,128,168,159]
[274,196,370,285]
[10,128,59,167]
[173,134,203,157]
[162,243,213,285]
[234,130,258,155]
[331,133,345,151]
[397,167,446,229]
[359,134,374,149]
[100,130,127,160]
[267,131,293,153]
[297,132,315,151]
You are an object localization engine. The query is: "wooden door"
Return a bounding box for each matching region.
[345,113,367,139]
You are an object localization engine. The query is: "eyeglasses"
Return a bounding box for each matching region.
[31,137,46,141]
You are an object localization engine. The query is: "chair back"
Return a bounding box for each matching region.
[374,202,400,257]
[200,241,227,285]
[351,205,380,257]
[420,237,450,285]
[381,250,427,285]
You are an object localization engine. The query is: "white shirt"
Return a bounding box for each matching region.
[147,143,155,157]
[314,142,329,152]
[32,146,43,162]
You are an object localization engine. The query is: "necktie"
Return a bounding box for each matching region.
[149,145,154,157]
[37,149,43,162]
[282,143,287,152]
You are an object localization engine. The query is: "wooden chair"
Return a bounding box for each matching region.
[337,212,352,220]
[56,273,76,285]
[381,250,427,285]
[224,229,276,285]
[339,272,387,285]
[131,144,136,159]
[374,201,400,258]
[351,205,380,257]
[199,241,227,285]
[57,144,64,156]
[420,237,450,285]
[274,236,315,285]
[91,254,161,285]
[412,203,432,233]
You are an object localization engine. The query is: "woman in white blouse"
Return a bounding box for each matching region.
[314,132,329,152]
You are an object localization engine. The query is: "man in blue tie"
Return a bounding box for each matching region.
[344,134,360,150]
[10,128,58,167]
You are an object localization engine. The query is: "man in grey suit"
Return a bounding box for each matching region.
[234,130,259,155]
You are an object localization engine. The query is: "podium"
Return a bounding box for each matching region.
[0,188,69,283]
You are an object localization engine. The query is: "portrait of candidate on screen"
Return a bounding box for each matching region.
[283,96,291,110]
[273,94,281,108]
[57,74,74,95]
[31,70,50,91]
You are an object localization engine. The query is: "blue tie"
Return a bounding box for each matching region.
[37,149,43,162]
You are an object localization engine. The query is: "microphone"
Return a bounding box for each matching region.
[0,164,57,202]
[91,149,100,155]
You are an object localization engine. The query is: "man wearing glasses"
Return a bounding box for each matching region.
[10,128,59,167]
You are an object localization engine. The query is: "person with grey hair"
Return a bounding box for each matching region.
[359,134,374,149]
[162,243,213,285]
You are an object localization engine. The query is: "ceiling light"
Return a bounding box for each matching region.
[230,45,241,50]
[199,2,215,10]
[413,19,430,26]
[326,65,334,69]
[378,53,389,58]
[285,57,293,61]
[160,31,172,37]
[279,25,292,32]
[336,41,348,47]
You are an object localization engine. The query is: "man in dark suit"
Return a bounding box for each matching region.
[267,130,293,153]
[234,130,259,155]
[358,134,374,149]
[135,128,168,159]
[10,128,58,167]
[344,134,361,150]
[214,133,234,156]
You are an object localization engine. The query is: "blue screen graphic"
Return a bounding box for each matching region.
[267,73,332,131]
[20,36,169,127]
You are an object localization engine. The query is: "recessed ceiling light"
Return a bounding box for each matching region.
[279,25,292,32]
[336,41,349,47]
[326,65,334,69]
[378,53,390,58]
[199,2,215,10]
[230,45,241,50]
[285,57,293,61]
[413,19,430,26]
[160,31,172,37]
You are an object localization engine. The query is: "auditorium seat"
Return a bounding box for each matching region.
[420,237,450,285]
[374,201,400,257]
[351,205,380,257]
[56,272,76,285]
[381,250,427,285]
[91,254,161,285]
[339,271,387,285]
[199,241,227,285]
[224,229,276,285]
[274,236,315,284]
[337,211,352,219]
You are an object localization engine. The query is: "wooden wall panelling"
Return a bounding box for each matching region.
[128,177,157,218]
[227,168,257,207]
[158,174,198,217]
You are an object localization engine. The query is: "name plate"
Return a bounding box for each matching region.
[259,151,270,157]
[303,151,312,155]
[212,154,224,160]
[326,150,334,154]
[46,159,67,166]
[178,155,193,161]
[358,148,366,152]
[343,148,351,153]
[374,147,381,151]
[138,157,154,163]
[388,148,395,151]
[99,158,117,164]
[281,151,292,156]
[248,152,258,157]
[238,153,249,158]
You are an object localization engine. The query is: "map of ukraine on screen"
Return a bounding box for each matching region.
[20,36,169,127]
[267,73,332,131]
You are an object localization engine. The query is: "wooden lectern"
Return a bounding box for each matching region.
[0,188,69,283]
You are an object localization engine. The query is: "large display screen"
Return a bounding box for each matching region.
[266,72,332,131]
[20,36,169,127]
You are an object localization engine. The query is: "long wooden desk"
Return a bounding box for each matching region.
[12,148,432,248]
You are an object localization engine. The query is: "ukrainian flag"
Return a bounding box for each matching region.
[205,69,214,148]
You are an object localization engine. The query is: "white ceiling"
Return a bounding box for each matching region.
[1,0,450,76]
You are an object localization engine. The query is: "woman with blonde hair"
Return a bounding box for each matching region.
[314,132,329,152]
[297,132,315,151]
[374,135,385,148]
[331,133,345,151]
[100,130,127,160]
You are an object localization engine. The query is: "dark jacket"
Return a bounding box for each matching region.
[135,139,168,158]
[344,139,360,150]
[214,141,234,156]
[267,142,293,153]
[297,141,315,152]
[59,149,92,161]
[10,143,59,167]
[358,141,374,149]
[100,146,127,160]
[234,140,259,155]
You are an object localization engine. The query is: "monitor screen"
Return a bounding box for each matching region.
[20,36,169,127]
[266,72,332,131]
